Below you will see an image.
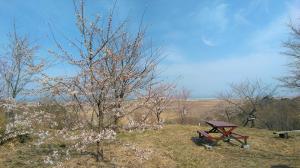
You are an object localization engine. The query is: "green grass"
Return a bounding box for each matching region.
[0,124,299,167]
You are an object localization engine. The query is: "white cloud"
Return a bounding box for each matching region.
[249,0,300,50]
[160,1,300,97]
[162,46,185,63]
[191,3,229,31]
[159,0,300,97]
[287,0,300,21]
[160,51,288,98]
[201,36,215,47]
[234,10,251,25]
[213,3,229,30]
[249,15,288,51]
[249,0,270,14]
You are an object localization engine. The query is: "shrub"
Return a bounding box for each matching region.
[257,97,300,130]
[215,97,300,130]
[31,101,79,130]
[0,110,6,135]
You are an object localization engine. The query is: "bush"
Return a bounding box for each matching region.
[0,107,6,136]
[215,97,300,130]
[18,133,30,143]
[257,97,300,131]
[30,101,80,130]
[39,103,67,129]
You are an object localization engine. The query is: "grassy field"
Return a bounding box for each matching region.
[118,125,300,168]
[0,100,299,167]
[1,124,299,168]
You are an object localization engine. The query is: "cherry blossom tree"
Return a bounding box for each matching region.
[0,23,44,99]
[146,82,174,124]
[43,0,159,161]
[0,23,44,133]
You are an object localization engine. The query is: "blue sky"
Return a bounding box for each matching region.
[0,0,299,98]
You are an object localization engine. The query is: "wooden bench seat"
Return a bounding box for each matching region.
[273,130,300,138]
[230,132,249,145]
[231,132,249,139]
[197,130,212,139]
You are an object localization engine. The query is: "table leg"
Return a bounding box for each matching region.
[208,127,218,133]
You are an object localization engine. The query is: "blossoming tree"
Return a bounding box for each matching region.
[44,0,159,161]
[0,23,44,99]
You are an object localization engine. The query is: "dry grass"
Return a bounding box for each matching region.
[118,125,300,168]
[1,124,299,168]
[162,99,222,124]
[0,100,299,167]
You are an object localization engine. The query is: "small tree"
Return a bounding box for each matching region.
[214,101,239,122]
[0,24,44,99]
[219,80,276,127]
[175,87,191,124]
[0,24,44,128]
[44,0,158,161]
[146,82,174,124]
[280,21,300,89]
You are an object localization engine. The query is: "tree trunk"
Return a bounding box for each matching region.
[96,106,104,162]
[96,141,103,161]
[113,116,120,132]
[156,111,160,124]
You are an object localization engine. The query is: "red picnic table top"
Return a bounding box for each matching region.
[206,120,238,128]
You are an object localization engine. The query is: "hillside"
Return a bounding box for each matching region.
[1,124,299,168]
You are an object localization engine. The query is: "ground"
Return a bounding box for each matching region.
[0,124,299,168]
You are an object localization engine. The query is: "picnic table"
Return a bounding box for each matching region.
[197,120,249,148]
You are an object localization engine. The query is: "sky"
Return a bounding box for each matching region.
[0,0,299,98]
